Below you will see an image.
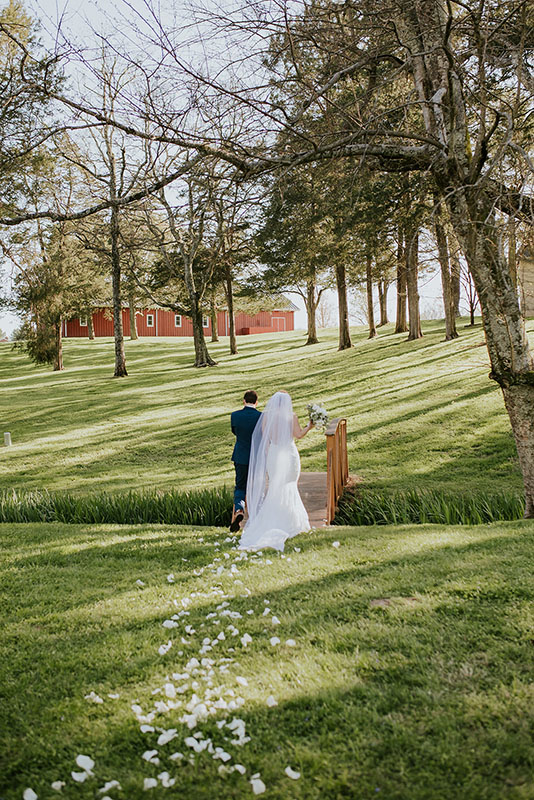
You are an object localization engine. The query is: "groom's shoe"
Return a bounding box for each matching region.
[229,509,244,533]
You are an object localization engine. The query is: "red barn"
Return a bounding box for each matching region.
[63,305,296,338]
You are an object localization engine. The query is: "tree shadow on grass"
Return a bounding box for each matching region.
[3,522,534,798]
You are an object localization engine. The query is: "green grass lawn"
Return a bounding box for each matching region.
[0,319,526,496]
[2,520,534,799]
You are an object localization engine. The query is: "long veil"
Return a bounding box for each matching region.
[245,391,294,524]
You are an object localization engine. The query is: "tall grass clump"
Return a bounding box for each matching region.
[0,487,233,526]
[334,488,525,526]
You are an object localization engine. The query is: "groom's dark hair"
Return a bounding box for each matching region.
[244,390,258,404]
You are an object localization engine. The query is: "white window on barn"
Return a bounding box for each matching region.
[175,314,182,327]
[79,317,88,326]
[202,315,209,328]
[146,313,154,327]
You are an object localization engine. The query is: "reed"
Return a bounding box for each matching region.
[334,487,525,526]
[0,487,233,526]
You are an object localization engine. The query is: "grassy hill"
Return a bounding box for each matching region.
[0,319,525,497]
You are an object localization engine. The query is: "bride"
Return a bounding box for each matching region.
[238,391,314,552]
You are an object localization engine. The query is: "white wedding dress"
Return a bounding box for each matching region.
[239,392,310,552]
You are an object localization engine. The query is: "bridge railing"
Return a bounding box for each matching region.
[325,417,349,524]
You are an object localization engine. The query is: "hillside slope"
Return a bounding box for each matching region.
[0,319,525,496]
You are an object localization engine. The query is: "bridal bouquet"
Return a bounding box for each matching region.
[307,402,329,432]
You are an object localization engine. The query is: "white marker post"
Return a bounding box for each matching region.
[4,432,12,446]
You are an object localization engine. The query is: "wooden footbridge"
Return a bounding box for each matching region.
[299,418,349,527]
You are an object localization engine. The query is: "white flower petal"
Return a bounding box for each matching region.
[23,790,38,800]
[266,695,278,707]
[332,541,340,548]
[285,639,297,647]
[157,772,176,788]
[84,691,104,704]
[142,750,159,762]
[236,676,248,687]
[250,777,266,795]
[157,729,178,746]
[271,616,281,625]
[234,764,246,775]
[213,749,232,762]
[136,579,146,587]
[51,781,65,792]
[270,637,280,646]
[140,724,155,733]
[143,778,158,790]
[75,755,94,773]
[285,766,301,780]
[71,772,88,783]
[99,780,121,793]
[167,574,175,583]
[241,633,252,647]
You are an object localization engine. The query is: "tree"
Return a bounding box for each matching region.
[254,168,332,345]
[0,0,64,212]
[433,194,459,340]
[316,295,334,328]
[5,147,106,369]
[3,0,534,512]
[141,162,222,367]
[211,175,258,355]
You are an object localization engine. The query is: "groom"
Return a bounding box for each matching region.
[230,390,261,533]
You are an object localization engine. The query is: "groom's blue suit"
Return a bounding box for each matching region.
[231,405,262,512]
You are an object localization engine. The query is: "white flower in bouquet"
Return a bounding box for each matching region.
[306,402,329,432]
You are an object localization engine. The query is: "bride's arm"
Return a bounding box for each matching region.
[293,413,314,439]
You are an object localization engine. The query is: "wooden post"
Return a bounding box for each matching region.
[325,418,349,523]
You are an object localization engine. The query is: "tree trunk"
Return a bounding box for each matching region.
[396,0,534,515]
[509,219,517,289]
[111,204,128,377]
[502,384,534,517]
[224,265,237,355]
[88,314,95,340]
[378,280,389,326]
[129,293,138,340]
[305,278,319,344]
[448,231,462,317]
[335,262,351,350]
[406,229,422,341]
[53,319,63,371]
[366,253,377,339]
[191,300,217,367]
[433,196,458,340]
[447,191,534,515]
[395,229,408,333]
[210,293,219,342]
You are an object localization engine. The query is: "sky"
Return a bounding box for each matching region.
[0,0,445,337]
